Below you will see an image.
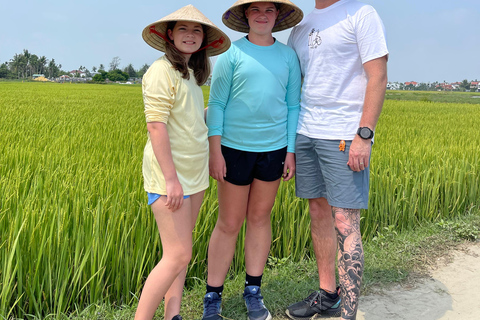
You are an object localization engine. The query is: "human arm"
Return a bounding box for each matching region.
[282,50,302,180]
[147,122,184,211]
[282,152,295,181]
[208,135,226,182]
[285,49,301,154]
[347,56,388,172]
[206,48,233,181]
[143,58,184,210]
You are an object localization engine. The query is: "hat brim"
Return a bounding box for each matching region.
[222,0,303,33]
[142,5,231,57]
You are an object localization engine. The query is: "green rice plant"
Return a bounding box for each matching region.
[0,82,149,318]
[1,83,479,319]
[385,89,480,104]
[366,100,480,237]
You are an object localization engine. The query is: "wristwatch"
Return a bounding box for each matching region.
[357,127,374,139]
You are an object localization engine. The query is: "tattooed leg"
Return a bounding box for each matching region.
[333,207,364,320]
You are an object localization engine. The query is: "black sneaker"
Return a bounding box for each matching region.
[285,288,341,319]
[243,286,272,320]
[202,292,222,320]
[171,315,182,320]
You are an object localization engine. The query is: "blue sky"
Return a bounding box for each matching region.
[1,0,479,83]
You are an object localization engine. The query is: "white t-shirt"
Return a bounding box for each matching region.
[288,0,389,140]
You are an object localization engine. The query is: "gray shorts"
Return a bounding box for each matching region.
[295,134,370,209]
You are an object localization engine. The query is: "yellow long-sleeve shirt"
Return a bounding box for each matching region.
[142,56,209,195]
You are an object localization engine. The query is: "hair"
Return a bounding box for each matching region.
[164,21,211,85]
[243,2,281,12]
[242,2,281,27]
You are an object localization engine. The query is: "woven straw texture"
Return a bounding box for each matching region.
[142,4,231,56]
[222,0,303,33]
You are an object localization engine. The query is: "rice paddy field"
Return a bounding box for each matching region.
[1,82,479,319]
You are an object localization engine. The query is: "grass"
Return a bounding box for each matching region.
[65,209,480,320]
[1,82,479,319]
[385,89,480,104]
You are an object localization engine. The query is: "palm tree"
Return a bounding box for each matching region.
[30,54,39,76]
[47,59,60,78]
[22,49,31,78]
[38,56,47,75]
[9,54,22,78]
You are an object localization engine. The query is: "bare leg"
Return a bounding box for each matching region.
[164,191,204,319]
[134,191,203,320]
[333,207,363,320]
[164,268,186,320]
[207,181,250,287]
[309,197,337,292]
[244,178,281,276]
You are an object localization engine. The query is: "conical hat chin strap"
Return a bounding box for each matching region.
[149,26,225,55]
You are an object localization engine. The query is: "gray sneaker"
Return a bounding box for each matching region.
[285,288,341,319]
[243,286,272,320]
[202,292,222,320]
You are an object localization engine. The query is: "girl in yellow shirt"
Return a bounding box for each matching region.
[135,5,230,320]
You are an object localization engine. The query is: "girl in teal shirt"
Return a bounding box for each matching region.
[203,1,303,320]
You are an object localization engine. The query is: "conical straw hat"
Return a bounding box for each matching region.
[222,0,303,33]
[142,4,231,57]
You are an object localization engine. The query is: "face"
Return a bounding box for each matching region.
[315,0,341,9]
[167,21,205,56]
[245,2,279,35]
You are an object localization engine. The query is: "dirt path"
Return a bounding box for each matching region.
[357,241,480,320]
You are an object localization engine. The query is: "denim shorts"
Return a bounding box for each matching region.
[147,193,190,205]
[295,134,370,209]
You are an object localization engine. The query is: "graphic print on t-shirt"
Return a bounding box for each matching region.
[308,28,322,49]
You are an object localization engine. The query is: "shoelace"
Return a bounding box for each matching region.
[304,291,322,307]
[204,296,221,316]
[244,292,265,311]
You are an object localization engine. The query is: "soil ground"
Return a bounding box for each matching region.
[356,241,480,320]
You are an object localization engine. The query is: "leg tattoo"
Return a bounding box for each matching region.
[333,207,364,320]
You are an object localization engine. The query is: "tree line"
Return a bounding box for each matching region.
[91,56,150,82]
[389,79,479,92]
[0,49,63,79]
[0,50,150,81]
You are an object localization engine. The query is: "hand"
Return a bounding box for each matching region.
[165,178,184,212]
[209,151,227,182]
[347,136,371,172]
[282,152,296,181]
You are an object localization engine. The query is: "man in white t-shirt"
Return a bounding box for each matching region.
[286,1,388,319]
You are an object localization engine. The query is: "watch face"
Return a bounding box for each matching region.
[360,128,372,139]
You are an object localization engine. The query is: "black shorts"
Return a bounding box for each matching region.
[221,145,287,186]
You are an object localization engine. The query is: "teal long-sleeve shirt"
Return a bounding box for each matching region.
[207,37,301,153]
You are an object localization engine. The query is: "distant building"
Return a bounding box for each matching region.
[32,74,45,79]
[387,82,401,90]
[436,83,455,91]
[69,70,86,78]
